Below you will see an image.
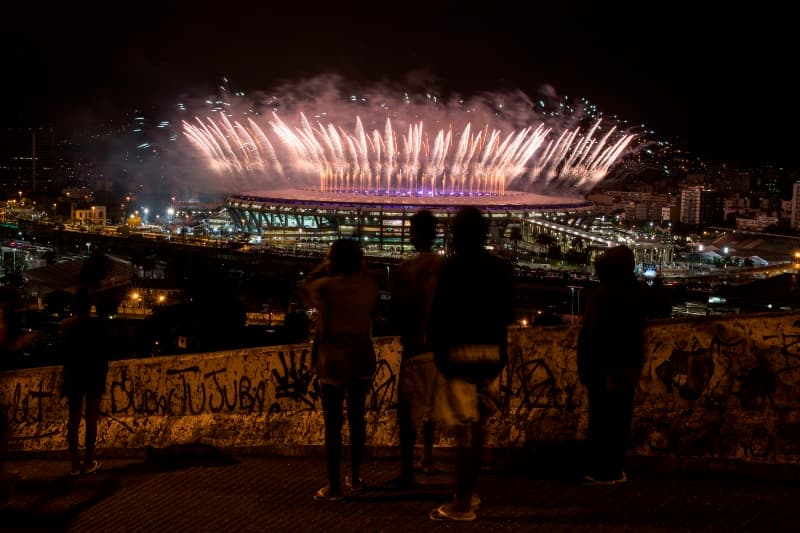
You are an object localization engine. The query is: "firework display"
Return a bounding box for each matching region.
[183,112,633,195]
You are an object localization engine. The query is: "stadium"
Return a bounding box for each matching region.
[226,188,592,254]
[184,90,634,254]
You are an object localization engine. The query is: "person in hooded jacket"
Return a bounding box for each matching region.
[578,245,648,485]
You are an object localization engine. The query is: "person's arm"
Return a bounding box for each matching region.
[301,259,329,307]
[576,291,601,385]
[428,266,453,376]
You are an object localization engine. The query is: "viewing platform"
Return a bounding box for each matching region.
[3,311,799,476]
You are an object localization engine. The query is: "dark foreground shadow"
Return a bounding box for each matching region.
[0,442,238,529]
[1,474,119,530]
[144,442,238,472]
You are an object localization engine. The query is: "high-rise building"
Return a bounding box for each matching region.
[791,182,800,230]
[680,186,723,226]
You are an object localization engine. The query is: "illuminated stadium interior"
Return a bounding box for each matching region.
[226,188,592,254]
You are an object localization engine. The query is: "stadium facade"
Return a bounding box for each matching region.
[226,188,592,254]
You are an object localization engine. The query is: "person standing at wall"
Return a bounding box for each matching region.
[303,239,379,501]
[427,207,514,522]
[60,288,108,476]
[386,210,443,489]
[577,245,648,485]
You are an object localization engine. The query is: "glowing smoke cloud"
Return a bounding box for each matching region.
[181,82,634,196]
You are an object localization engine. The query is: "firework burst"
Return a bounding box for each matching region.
[182,92,634,196]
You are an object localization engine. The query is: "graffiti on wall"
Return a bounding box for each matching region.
[107,365,270,416]
[1,344,399,432]
[2,315,800,465]
[8,381,55,425]
[270,349,318,410]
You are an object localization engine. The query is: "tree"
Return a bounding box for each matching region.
[535,233,556,260]
[77,252,112,289]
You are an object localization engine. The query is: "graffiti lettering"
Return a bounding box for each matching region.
[239,376,266,412]
[10,382,54,424]
[107,365,268,416]
[206,369,235,412]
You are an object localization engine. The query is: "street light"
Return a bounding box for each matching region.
[85,242,91,255]
[567,285,582,325]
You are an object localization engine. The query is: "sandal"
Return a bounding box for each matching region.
[469,493,481,510]
[313,485,344,502]
[429,504,476,522]
[82,461,102,475]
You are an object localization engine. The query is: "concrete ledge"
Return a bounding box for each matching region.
[3,312,800,472]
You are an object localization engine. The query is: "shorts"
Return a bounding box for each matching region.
[398,352,441,426]
[435,376,501,426]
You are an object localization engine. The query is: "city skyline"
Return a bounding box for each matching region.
[2,2,796,169]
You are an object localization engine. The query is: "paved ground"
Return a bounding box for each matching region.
[2,452,800,532]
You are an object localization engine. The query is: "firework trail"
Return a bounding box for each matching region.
[182,100,633,196]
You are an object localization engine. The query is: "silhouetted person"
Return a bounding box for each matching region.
[1,288,40,496]
[388,210,443,489]
[427,207,514,522]
[61,288,108,476]
[302,239,378,501]
[578,245,647,485]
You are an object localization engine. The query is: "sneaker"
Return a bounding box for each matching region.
[82,461,102,475]
[429,503,476,522]
[68,467,82,477]
[313,485,344,502]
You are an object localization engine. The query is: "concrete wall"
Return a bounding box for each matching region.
[2,312,800,466]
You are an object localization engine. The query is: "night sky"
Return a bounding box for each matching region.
[3,1,796,168]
